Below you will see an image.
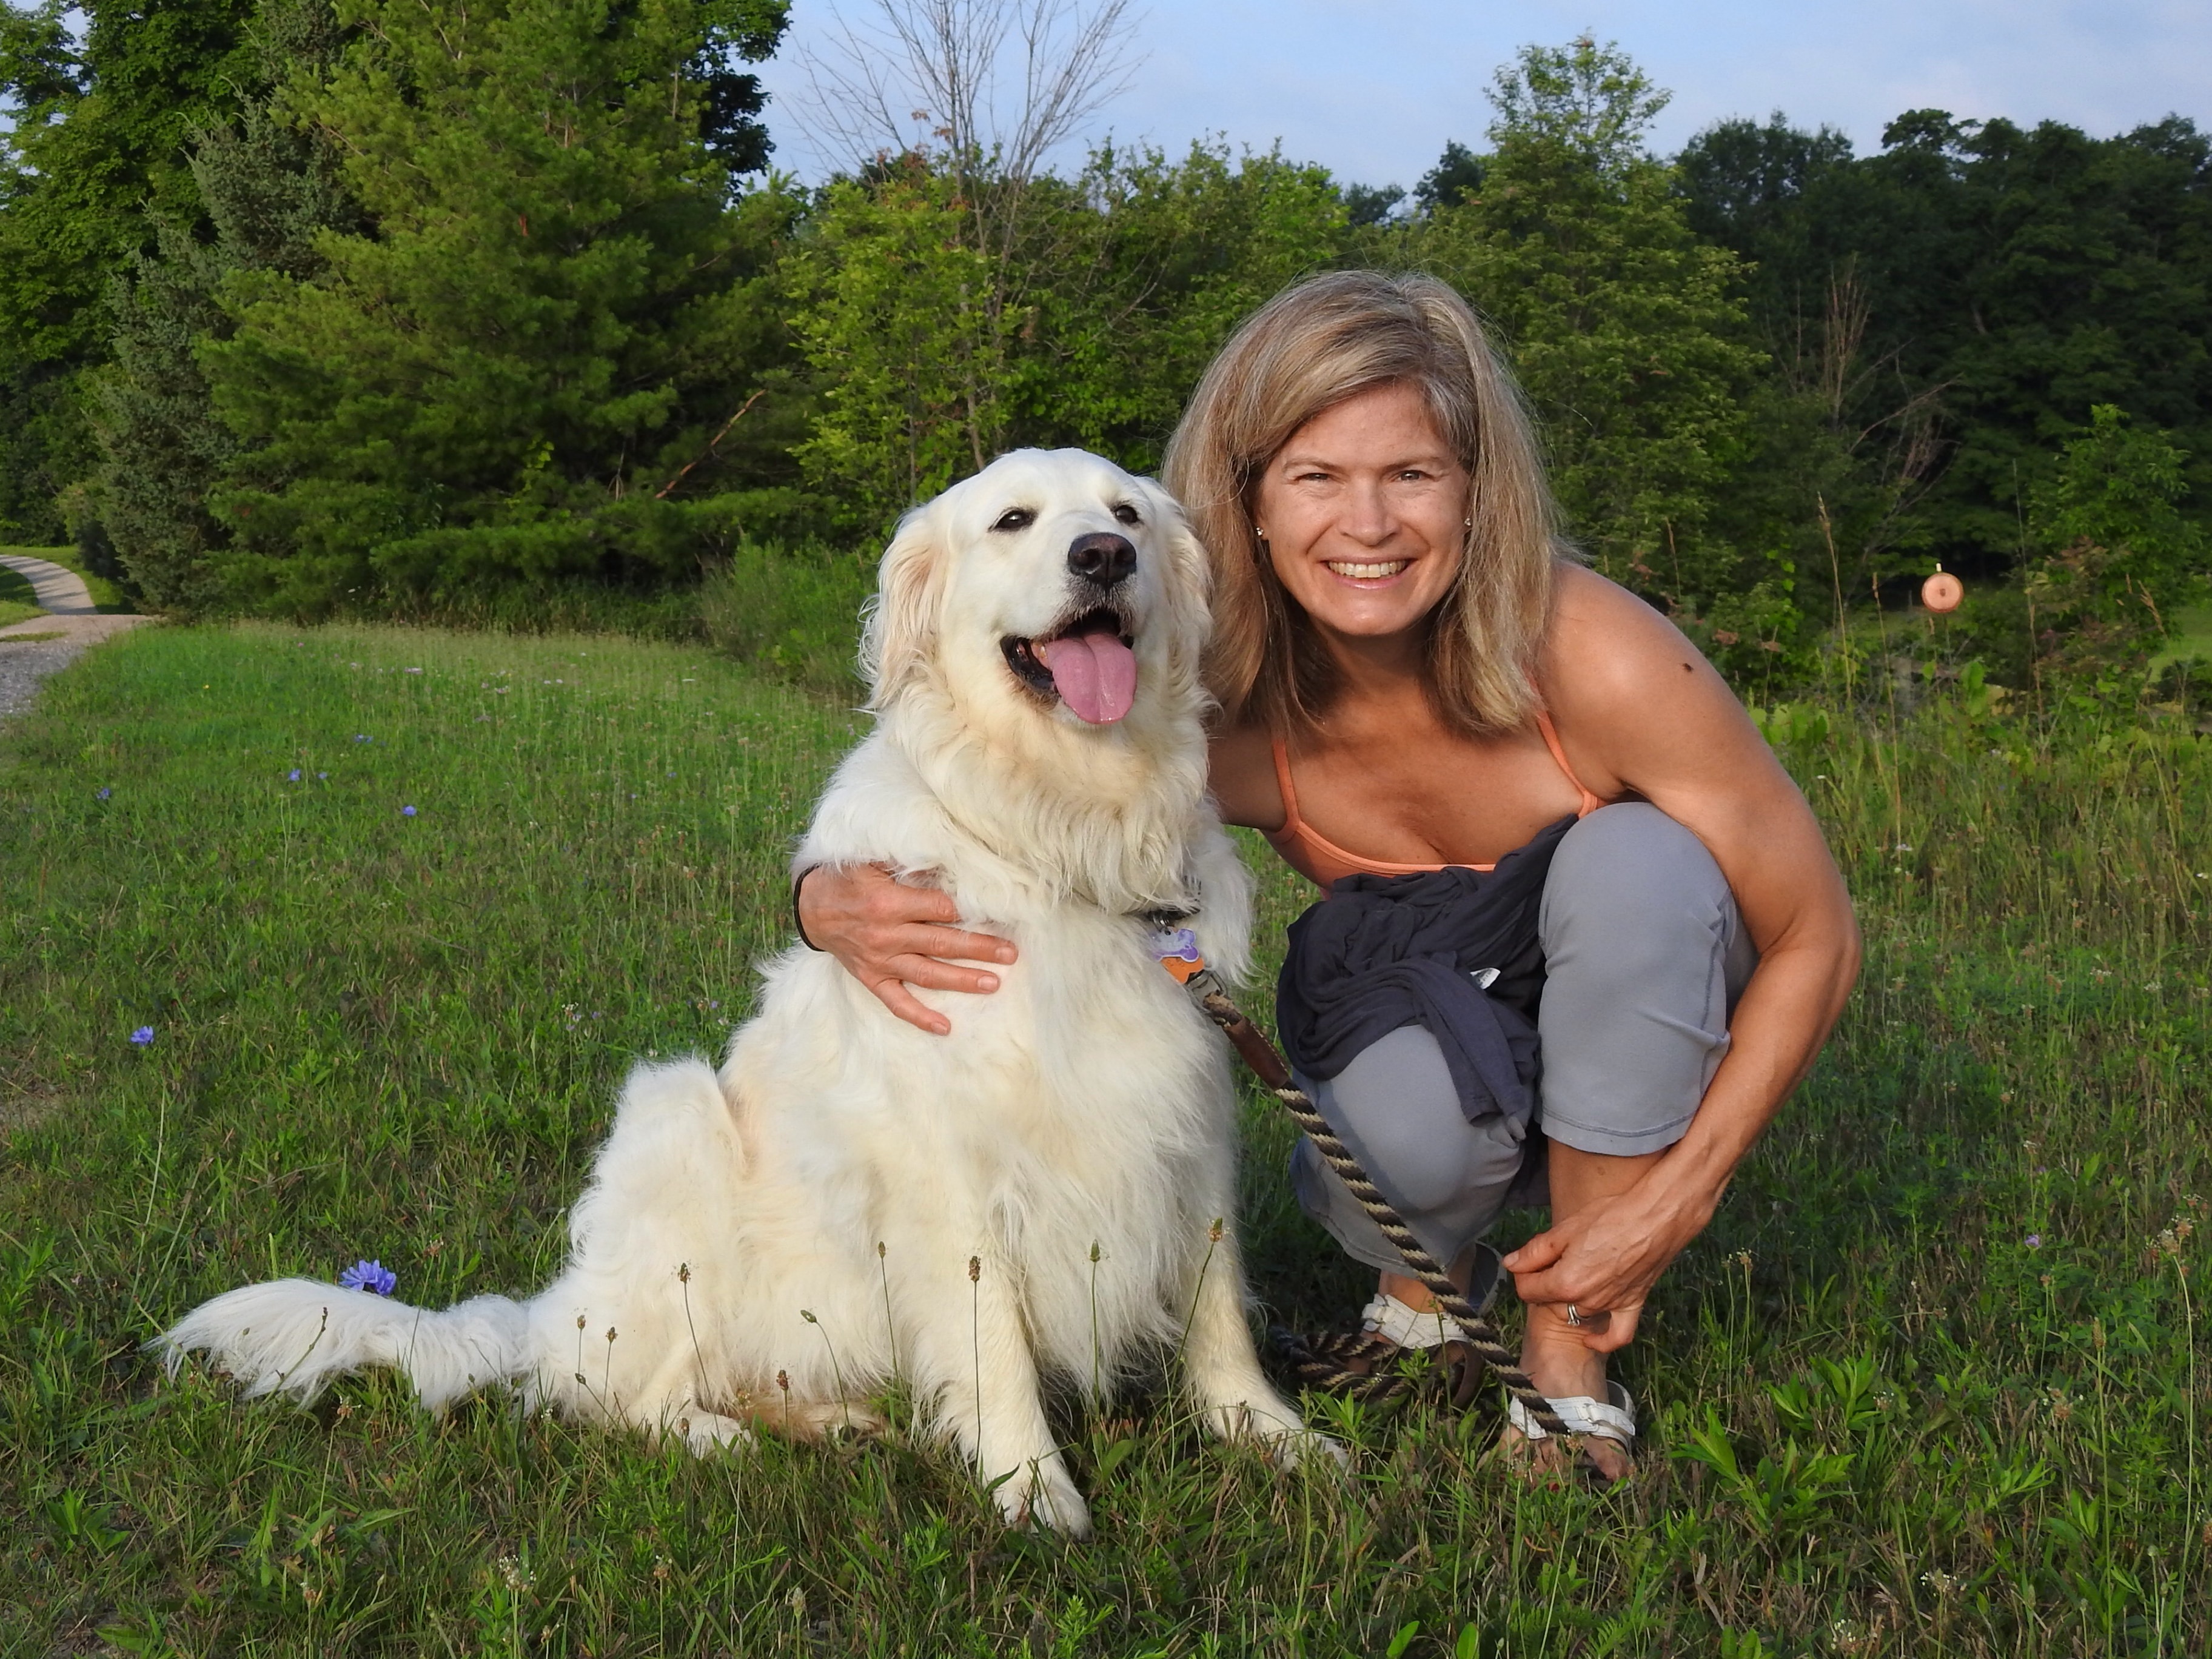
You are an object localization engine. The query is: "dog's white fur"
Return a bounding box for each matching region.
[155,449,1323,1536]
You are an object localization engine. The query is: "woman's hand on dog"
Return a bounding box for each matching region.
[797,863,1016,1036]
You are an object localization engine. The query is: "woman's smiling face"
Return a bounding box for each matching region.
[1251,380,1470,647]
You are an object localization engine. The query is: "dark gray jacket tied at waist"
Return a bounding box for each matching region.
[1275,816,1574,1126]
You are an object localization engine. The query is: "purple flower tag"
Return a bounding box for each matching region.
[1148,927,1200,963]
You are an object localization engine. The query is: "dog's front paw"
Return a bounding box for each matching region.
[1263,1424,1350,1472]
[994,1455,1092,1539]
[1203,1395,1349,1472]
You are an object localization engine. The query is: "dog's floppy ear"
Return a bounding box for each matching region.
[1144,477,1214,663]
[859,503,944,707]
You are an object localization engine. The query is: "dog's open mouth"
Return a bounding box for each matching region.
[1002,607,1137,725]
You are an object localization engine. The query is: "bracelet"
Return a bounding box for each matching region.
[791,863,825,950]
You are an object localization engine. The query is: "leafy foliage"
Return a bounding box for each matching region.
[2025,405,2208,684]
[2,13,2209,683]
[198,0,794,613]
[0,0,263,536]
[1417,41,1766,603]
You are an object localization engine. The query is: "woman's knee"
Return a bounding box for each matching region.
[1541,802,1737,976]
[1293,1025,1525,1259]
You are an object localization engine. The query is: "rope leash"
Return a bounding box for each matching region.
[1175,969,1575,1442]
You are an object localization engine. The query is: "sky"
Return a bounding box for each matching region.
[752,0,2212,189]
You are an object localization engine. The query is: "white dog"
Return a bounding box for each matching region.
[156,449,1324,1536]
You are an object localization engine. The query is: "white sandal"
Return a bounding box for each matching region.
[1358,1292,1470,1350]
[1505,1380,1637,1460]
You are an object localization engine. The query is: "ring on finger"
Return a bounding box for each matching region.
[1565,1304,1581,1327]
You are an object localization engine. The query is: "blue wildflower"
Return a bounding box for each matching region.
[401,805,418,817]
[287,769,302,782]
[354,734,370,743]
[340,1259,397,1296]
[129,1026,154,1047]
[2026,1234,2043,1249]
[317,771,328,780]
[96,787,112,800]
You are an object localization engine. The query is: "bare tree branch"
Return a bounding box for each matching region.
[786,0,1143,193]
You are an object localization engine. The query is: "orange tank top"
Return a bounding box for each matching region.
[1262,711,1604,887]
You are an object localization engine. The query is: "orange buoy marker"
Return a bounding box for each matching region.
[1921,567,1964,613]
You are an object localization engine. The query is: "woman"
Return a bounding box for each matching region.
[797,272,1858,1478]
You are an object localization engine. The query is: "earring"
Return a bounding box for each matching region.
[1464,517,1473,528]
[1254,526,1267,539]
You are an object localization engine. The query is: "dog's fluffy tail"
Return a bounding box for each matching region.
[153,1280,531,1413]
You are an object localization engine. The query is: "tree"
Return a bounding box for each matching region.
[87,0,357,610]
[1678,110,2212,583]
[784,159,1019,528]
[1421,39,1764,608]
[1341,181,1404,227]
[786,139,1347,531]
[780,0,1141,521]
[197,0,794,613]
[1413,141,1484,213]
[2025,404,2207,683]
[0,0,261,537]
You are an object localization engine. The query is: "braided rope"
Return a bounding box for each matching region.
[1272,1326,1418,1404]
[1189,984,1577,1443]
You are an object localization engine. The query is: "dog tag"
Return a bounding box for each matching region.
[1150,927,1207,984]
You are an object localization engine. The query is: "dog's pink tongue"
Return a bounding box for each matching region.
[1035,629,1137,725]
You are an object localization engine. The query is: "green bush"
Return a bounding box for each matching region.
[700,540,876,695]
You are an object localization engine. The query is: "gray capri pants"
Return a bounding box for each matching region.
[1289,802,1758,1274]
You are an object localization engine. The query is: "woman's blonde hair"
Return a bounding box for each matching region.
[1161,270,1568,737]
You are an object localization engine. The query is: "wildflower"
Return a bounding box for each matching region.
[401,805,417,817]
[129,1026,154,1046]
[1894,843,1913,853]
[354,734,370,743]
[317,772,327,780]
[287,769,301,782]
[340,1259,397,1296]
[2025,1234,2042,1249]
[404,667,423,674]
[96,786,112,800]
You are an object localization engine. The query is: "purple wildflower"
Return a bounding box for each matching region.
[2026,1234,2043,1249]
[317,771,328,780]
[401,804,418,817]
[340,1259,397,1296]
[129,1026,154,1047]
[287,769,302,782]
[96,787,112,800]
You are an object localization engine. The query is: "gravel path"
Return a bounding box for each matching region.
[0,552,96,614]
[0,555,153,721]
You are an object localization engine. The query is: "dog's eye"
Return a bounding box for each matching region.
[1112,503,1141,526]
[992,508,1036,533]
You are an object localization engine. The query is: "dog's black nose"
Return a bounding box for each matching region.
[1067,532,1136,588]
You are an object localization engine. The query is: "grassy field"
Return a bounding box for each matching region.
[1,623,2207,1657]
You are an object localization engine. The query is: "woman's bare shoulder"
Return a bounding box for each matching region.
[1540,564,1765,793]
[1208,719,1285,832]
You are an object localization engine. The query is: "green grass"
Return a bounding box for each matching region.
[0,544,134,614]
[2,624,2207,1656]
[0,561,42,629]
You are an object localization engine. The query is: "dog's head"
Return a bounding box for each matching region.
[862,449,1209,736]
